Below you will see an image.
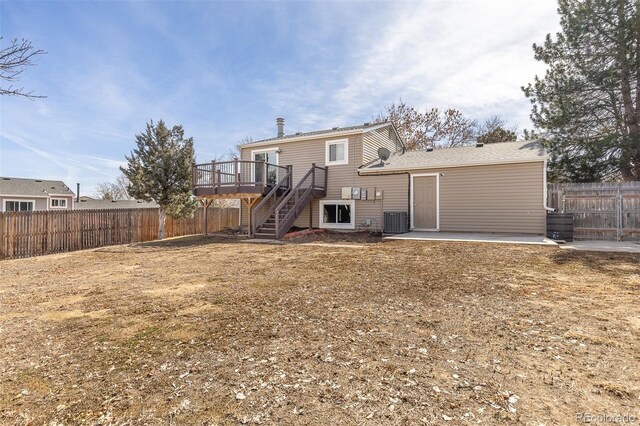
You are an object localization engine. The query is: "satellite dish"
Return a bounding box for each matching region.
[378,147,391,161]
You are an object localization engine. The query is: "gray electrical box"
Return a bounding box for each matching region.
[360,189,368,200]
[351,187,361,199]
[341,187,352,200]
[375,189,384,200]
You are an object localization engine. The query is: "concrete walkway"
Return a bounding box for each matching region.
[560,240,640,254]
[384,231,557,246]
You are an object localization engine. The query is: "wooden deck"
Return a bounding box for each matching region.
[192,160,290,199]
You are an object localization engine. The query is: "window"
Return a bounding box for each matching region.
[252,148,279,185]
[51,198,67,208]
[4,200,34,212]
[325,139,348,166]
[320,200,355,229]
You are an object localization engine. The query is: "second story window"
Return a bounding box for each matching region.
[325,139,348,166]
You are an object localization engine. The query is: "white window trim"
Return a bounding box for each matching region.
[251,147,279,182]
[319,199,355,230]
[410,173,440,231]
[3,199,36,213]
[325,139,349,166]
[50,198,68,208]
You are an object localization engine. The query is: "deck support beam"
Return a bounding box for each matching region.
[199,198,214,236]
[241,197,260,237]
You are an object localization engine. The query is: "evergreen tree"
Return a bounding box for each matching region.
[121,120,196,239]
[523,0,640,182]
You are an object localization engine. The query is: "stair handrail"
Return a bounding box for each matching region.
[274,164,322,240]
[252,165,292,235]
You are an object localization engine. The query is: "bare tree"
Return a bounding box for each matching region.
[0,38,46,99]
[94,175,132,200]
[375,100,477,150]
[474,115,518,144]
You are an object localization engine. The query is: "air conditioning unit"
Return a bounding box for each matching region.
[384,211,408,234]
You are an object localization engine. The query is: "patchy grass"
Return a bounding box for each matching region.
[0,233,639,425]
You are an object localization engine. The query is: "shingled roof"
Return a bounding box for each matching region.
[360,140,547,173]
[0,177,75,196]
[239,122,397,147]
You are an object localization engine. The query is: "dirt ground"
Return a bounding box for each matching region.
[0,233,638,425]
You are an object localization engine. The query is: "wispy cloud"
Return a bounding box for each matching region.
[0,0,560,194]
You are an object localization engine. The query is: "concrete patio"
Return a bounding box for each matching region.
[384,231,557,246]
[560,240,640,254]
[384,231,640,253]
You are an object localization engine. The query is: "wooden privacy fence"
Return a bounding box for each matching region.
[547,182,640,241]
[0,207,239,260]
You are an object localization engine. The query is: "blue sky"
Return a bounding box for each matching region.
[0,0,559,195]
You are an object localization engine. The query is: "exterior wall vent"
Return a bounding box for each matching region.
[384,211,409,234]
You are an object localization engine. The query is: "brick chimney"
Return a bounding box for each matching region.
[276,117,285,138]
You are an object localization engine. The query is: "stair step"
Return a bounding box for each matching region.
[255,232,276,239]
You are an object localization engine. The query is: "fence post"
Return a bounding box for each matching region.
[616,185,622,242]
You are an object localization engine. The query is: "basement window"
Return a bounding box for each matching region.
[320,200,355,229]
[51,198,67,208]
[325,139,348,166]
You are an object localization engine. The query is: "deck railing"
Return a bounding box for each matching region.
[192,160,289,196]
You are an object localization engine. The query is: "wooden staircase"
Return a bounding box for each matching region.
[252,164,327,240]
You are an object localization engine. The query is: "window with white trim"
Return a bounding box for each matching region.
[325,139,348,166]
[4,200,34,212]
[320,200,355,229]
[51,198,67,208]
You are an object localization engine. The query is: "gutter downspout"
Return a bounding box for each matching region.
[542,159,556,212]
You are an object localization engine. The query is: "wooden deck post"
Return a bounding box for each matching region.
[242,197,260,237]
[262,159,267,186]
[235,159,240,193]
[200,198,213,237]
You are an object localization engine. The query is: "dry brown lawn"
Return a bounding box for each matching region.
[0,233,638,425]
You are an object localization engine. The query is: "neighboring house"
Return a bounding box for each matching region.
[76,196,158,210]
[192,118,549,239]
[0,177,75,212]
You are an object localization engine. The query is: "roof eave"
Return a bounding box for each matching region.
[238,122,395,149]
[358,157,547,174]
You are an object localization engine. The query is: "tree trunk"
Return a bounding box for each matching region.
[158,206,166,240]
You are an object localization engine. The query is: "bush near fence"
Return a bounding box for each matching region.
[0,207,239,259]
[547,182,640,241]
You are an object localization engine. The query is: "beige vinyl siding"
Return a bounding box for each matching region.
[240,131,410,231]
[362,127,402,164]
[411,162,546,234]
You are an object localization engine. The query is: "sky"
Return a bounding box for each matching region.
[0,0,560,196]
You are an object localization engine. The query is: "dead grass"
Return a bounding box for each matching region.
[0,233,639,425]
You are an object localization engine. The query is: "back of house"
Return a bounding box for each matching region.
[194,118,548,238]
